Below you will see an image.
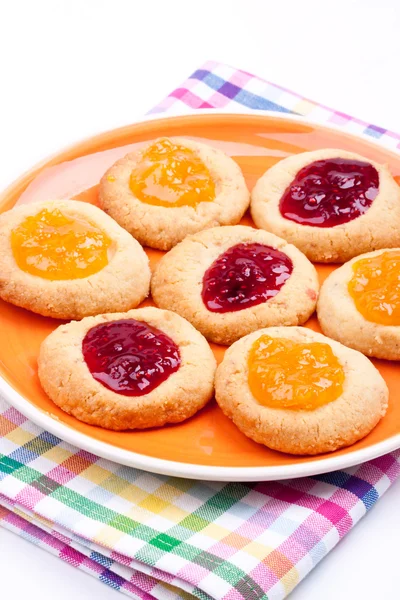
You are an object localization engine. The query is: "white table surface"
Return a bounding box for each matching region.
[0,1,399,598]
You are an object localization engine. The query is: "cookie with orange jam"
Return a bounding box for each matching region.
[215,327,388,454]
[38,307,216,430]
[0,200,150,319]
[318,248,400,359]
[151,226,318,345]
[251,148,400,263]
[99,137,249,250]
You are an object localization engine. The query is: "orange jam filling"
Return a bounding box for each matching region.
[348,250,400,326]
[129,138,216,208]
[11,208,112,280]
[248,335,345,411]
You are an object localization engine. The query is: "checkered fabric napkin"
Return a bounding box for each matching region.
[1,61,400,600]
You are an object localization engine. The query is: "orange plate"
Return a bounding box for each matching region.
[1,111,400,482]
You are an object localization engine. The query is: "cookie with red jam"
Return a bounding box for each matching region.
[99,137,249,251]
[215,327,388,455]
[251,149,400,263]
[151,226,318,345]
[38,307,216,430]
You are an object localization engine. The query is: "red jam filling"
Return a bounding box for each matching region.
[201,243,293,313]
[82,320,181,396]
[279,158,379,227]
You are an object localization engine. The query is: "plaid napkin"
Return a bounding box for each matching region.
[1,61,400,600]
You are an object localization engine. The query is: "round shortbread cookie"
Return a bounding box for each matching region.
[0,200,151,319]
[151,225,319,345]
[99,137,249,251]
[251,148,400,263]
[318,248,400,360]
[38,307,216,430]
[215,326,388,455]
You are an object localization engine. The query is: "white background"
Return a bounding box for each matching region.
[0,0,400,598]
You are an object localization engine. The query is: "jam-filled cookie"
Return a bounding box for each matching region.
[0,200,150,319]
[318,248,400,360]
[151,225,318,345]
[251,148,400,263]
[215,326,388,455]
[99,137,249,250]
[38,307,216,430]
